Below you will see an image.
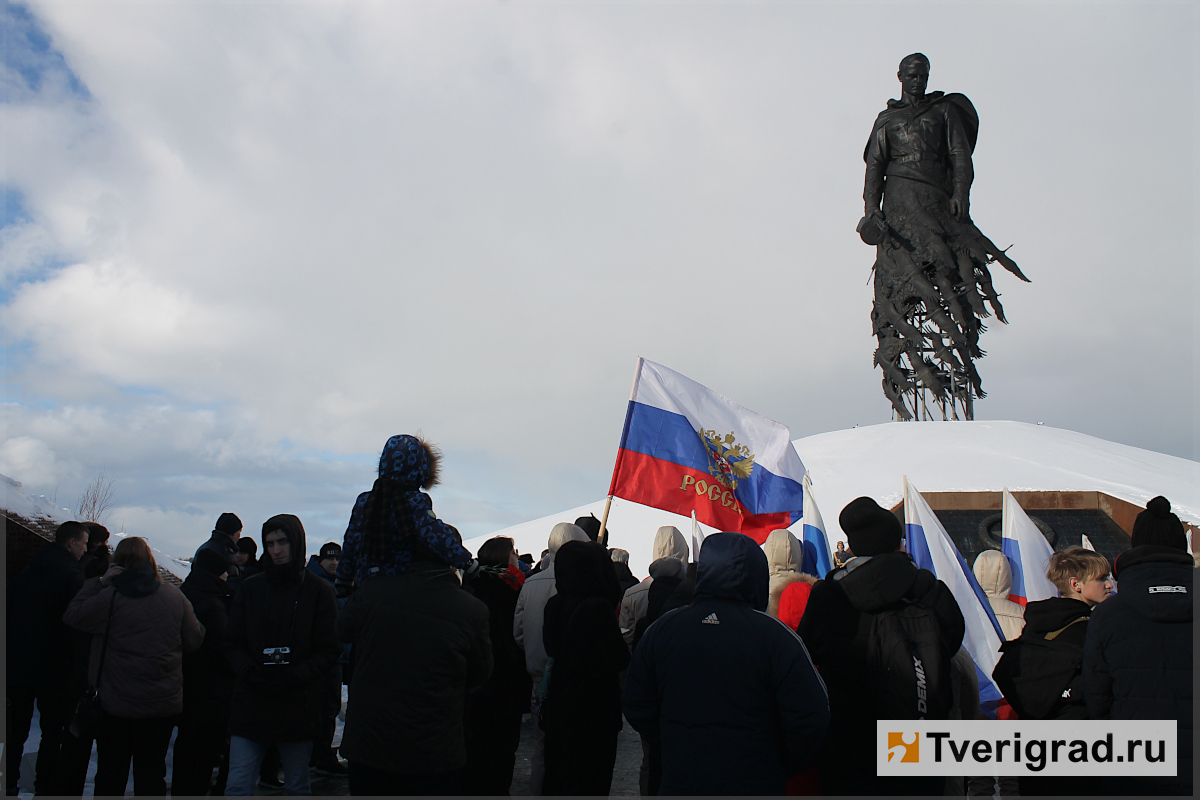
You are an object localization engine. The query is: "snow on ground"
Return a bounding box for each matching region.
[465,420,1199,579]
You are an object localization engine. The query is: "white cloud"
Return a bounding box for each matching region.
[1,2,1194,557]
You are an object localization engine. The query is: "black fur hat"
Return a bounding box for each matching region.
[839,496,903,557]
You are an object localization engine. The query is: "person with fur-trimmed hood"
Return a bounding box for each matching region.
[335,434,476,596]
[223,515,340,796]
[1083,496,1193,796]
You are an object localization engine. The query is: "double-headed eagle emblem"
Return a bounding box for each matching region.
[699,428,755,490]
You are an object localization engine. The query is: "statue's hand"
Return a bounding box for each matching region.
[950,194,970,222]
[866,206,885,223]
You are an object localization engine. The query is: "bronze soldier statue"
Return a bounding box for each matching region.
[860,53,1029,421]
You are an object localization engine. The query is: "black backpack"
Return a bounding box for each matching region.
[866,575,954,720]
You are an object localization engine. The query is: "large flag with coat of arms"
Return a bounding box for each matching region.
[608,358,806,543]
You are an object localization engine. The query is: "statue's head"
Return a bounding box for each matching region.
[897,52,930,99]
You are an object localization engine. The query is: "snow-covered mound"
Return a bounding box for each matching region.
[2,473,192,580]
[465,421,1198,579]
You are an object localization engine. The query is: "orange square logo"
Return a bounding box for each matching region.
[887,732,919,763]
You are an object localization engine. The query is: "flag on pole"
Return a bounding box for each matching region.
[690,510,706,565]
[1080,533,1095,551]
[903,477,1008,719]
[798,473,834,578]
[1001,489,1058,605]
[608,358,806,543]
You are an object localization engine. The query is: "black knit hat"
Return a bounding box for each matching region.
[319,542,342,559]
[214,512,243,537]
[193,547,230,577]
[1131,496,1188,551]
[839,496,903,557]
[236,537,258,556]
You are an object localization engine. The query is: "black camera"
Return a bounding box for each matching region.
[262,646,291,666]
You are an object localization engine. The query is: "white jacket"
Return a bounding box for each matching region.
[618,526,689,646]
[513,522,589,677]
[971,549,1026,641]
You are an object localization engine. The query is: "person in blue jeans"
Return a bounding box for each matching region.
[223,515,339,796]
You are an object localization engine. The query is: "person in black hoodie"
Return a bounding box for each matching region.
[1084,496,1193,796]
[540,540,629,796]
[992,547,1111,796]
[172,547,237,796]
[6,521,87,796]
[797,497,965,796]
[623,532,829,797]
[223,515,340,796]
[462,536,533,795]
[609,548,640,594]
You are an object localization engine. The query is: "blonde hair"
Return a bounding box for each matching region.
[111,537,160,580]
[1045,547,1109,595]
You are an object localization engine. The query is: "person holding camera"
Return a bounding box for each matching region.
[224,515,339,796]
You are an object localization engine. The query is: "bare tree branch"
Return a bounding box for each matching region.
[76,470,117,524]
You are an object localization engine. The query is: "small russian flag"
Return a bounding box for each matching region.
[1000,489,1058,606]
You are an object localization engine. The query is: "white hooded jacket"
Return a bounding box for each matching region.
[762,528,805,619]
[971,549,1026,641]
[618,526,688,647]
[513,522,589,677]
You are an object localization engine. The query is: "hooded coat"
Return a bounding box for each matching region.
[179,565,236,711]
[623,532,829,796]
[224,515,340,742]
[540,541,630,796]
[337,558,492,775]
[762,529,805,619]
[797,551,964,794]
[618,526,689,646]
[336,434,472,588]
[992,597,1092,720]
[1083,545,1193,794]
[64,564,205,719]
[513,522,590,678]
[972,549,1026,640]
[195,531,240,581]
[8,540,85,688]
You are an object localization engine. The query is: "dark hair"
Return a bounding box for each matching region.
[83,521,111,547]
[55,521,89,546]
[899,52,930,72]
[112,537,160,579]
[237,537,258,556]
[477,536,515,567]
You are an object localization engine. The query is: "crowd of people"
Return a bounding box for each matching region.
[6,433,1194,797]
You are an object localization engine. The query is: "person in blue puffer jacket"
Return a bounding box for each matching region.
[336,434,476,597]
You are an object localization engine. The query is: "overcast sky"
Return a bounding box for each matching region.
[2,1,1195,559]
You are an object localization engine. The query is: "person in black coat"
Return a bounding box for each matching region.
[623,532,829,796]
[172,547,237,796]
[992,547,1112,796]
[609,548,640,594]
[462,536,534,795]
[196,512,243,581]
[223,515,340,796]
[1084,496,1193,796]
[797,497,965,797]
[540,540,629,796]
[6,521,87,796]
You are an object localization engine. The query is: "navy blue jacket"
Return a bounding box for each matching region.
[623,533,829,796]
[1084,546,1193,794]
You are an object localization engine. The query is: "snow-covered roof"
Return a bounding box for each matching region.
[2,473,192,582]
[465,420,1199,579]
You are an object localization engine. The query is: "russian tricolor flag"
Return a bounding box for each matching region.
[1001,489,1058,605]
[903,477,1008,719]
[798,474,835,578]
[608,358,806,543]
